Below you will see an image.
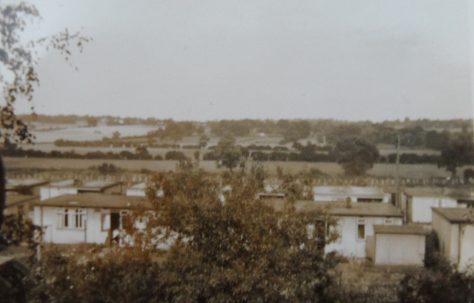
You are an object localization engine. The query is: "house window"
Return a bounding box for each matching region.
[357,219,366,240]
[75,209,84,228]
[57,208,69,228]
[357,224,365,240]
[57,208,85,229]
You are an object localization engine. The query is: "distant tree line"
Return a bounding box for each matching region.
[47,118,474,154]
[55,139,181,149]
[5,141,473,167]
[206,118,473,149]
[2,143,191,161]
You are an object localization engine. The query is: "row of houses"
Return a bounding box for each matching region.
[266,185,474,269]
[4,179,474,270]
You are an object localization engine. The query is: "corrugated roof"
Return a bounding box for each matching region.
[35,194,150,209]
[374,224,429,235]
[432,208,474,224]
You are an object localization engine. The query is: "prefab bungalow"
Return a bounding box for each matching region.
[313,186,391,203]
[265,199,403,258]
[403,187,472,224]
[432,207,474,271]
[324,203,403,258]
[367,225,428,266]
[33,194,149,244]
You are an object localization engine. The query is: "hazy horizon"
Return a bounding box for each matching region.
[15,0,474,122]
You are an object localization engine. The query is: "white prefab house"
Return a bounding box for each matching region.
[324,203,403,258]
[367,225,428,266]
[34,194,149,244]
[39,179,80,201]
[432,208,474,271]
[403,188,471,224]
[313,186,391,203]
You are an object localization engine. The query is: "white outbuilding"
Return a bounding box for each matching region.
[403,187,473,224]
[367,225,428,266]
[432,207,474,271]
[324,202,403,258]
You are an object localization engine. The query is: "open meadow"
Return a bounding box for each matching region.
[5,157,471,179]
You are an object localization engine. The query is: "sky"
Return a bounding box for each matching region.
[14,0,474,121]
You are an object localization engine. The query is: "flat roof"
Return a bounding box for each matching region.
[35,194,150,209]
[78,181,123,192]
[127,182,147,190]
[327,203,402,217]
[5,194,38,208]
[432,208,474,224]
[47,179,79,188]
[6,179,49,190]
[404,187,474,200]
[313,186,385,198]
[266,200,401,217]
[374,224,429,235]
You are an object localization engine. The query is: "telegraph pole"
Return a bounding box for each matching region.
[395,134,404,222]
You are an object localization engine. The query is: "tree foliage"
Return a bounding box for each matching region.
[438,138,474,177]
[333,137,379,176]
[0,2,89,231]
[215,134,243,171]
[120,167,335,302]
[398,257,474,303]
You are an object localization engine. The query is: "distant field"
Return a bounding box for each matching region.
[5,157,471,179]
[32,125,157,143]
[377,144,440,156]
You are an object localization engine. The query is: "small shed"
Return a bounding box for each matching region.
[368,225,428,266]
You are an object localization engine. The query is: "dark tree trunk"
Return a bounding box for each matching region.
[0,155,5,230]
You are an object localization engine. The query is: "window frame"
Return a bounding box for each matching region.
[356,218,366,241]
[56,207,86,230]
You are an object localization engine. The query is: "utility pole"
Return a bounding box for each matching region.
[395,134,405,222]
